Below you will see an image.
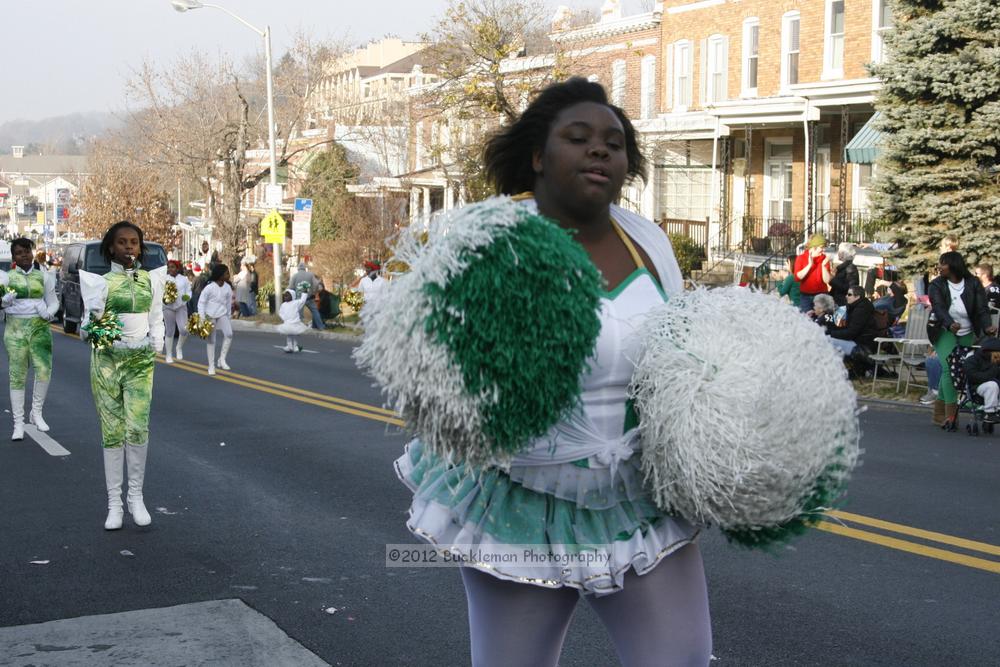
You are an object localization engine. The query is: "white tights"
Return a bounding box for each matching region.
[461,543,712,667]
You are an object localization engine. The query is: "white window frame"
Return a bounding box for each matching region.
[780,11,801,92]
[672,40,694,111]
[640,55,657,119]
[611,59,627,107]
[703,34,728,105]
[741,18,760,97]
[823,0,846,80]
[871,0,894,63]
[763,138,794,221]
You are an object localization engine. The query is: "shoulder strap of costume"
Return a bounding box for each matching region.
[610,217,645,271]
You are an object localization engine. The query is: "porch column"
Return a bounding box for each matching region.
[409,187,420,225]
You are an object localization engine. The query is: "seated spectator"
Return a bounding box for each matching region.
[807,293,837,332]
[775,256,801,305]
[828,286,883,356]
[873,282,908,323]
[962,336,1000,422]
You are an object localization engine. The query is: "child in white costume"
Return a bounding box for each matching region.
[197,263,234,375]
[277,288,309,352]
[163,260,192,364]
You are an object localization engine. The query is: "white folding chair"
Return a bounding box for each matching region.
[871,303,931,393]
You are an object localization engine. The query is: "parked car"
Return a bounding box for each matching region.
[0,244,10,272]
[58,240,167,334]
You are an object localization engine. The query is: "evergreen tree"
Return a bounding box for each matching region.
[298,143,359,241]
[870,0,1000,273]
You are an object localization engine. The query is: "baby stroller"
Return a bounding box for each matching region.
[943,345,994,436]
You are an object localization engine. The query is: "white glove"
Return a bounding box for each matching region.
[1,292,15,308]
[35,303,53,321]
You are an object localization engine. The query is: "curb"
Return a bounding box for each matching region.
[229,318,362,343]
[858,396,930,410]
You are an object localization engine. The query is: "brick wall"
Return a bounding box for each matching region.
[661,0,876,111]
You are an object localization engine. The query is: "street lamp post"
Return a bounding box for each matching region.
[170,0,283,300]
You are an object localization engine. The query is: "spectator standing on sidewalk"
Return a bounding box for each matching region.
[234,263,256,317]
[775,256,801,306]
[928,251,996,427]
[829,243,860,307]
[793,234,832,313]
[289,262,325,330]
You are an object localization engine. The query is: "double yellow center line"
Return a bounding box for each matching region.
[55,325,1000,576]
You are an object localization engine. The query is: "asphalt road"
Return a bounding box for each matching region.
[1,326,998,666]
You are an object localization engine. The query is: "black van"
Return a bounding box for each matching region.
[58,240,167,334]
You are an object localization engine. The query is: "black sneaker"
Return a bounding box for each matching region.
[983,411,1000,424]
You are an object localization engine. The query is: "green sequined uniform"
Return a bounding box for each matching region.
[90,270,156,449]
[3,269,53,390]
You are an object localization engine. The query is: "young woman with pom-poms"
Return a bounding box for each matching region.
[79,221,166,530]
[0,237,59,440]
[197,263,234,375]
[391,79,710,666]
[163,260,192,364]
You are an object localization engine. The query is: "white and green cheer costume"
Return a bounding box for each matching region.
[0,266,58,438]
[81,262,166,530]
[394,199,699,595]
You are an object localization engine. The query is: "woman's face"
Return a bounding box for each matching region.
[938,262,951,280]
[12,245,33,271]
[111,227,141,267]
[814,300,827,315]
[168,263,179,277]
[532,101,628,212]
[221,269,231,283]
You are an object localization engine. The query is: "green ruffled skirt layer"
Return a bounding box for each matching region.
[395,439,699,595]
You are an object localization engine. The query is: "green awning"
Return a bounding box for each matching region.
[844,112,882,165]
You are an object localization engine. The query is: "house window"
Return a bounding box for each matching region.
[742,19,759,96]
[611,59,626,107]
[872,0,894,63]
[825,0,845,78]
[640,55,657,119]
[655,141,713,222]
[781,12,801,89]
[673,41,693,109]
[704,35,727,105]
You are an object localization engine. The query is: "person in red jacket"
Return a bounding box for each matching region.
[793,234,832,313]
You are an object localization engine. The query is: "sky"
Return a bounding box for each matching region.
[2,0,631,124]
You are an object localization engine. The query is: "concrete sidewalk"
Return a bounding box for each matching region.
[0,599,328,666]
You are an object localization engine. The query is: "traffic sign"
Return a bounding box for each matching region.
[260,209,286,244]
[266,184,284,207]
[293,198,312,246]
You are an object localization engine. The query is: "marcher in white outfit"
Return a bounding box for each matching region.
[277,288,309,352]
[0,238,59,440]
[197,263,234,376]
[358,267,386,311]
[163,260,192,364]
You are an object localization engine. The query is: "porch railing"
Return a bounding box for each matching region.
[659,218,709,248]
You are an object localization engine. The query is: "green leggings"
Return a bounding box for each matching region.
[90,345,155,449]
[933,330,975,404]
[4,316,52,390]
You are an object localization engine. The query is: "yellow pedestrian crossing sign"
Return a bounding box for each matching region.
[260,209,286,243]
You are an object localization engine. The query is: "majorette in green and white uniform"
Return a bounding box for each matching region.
[0,254,59,441]
[81,257,166,530]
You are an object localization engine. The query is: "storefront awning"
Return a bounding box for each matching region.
[844,112,882,164]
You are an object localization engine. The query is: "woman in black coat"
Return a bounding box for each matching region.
[829,243,861,306]
[927,251,996,426]
[829,286,882,354]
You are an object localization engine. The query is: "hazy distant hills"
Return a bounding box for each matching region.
[0,112,119,155]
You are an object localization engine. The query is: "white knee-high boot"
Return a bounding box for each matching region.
[29,381,50,432]
[10,388,25,441]
[207,341,216,375]
[125,443,151,527]
[218,337,232,370]
[176,334,187,361]
[164,335,175,363]
[284,336,293,352]
[103,447,125,530]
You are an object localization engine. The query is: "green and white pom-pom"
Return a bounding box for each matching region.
[355,196,603,466]
[630,287,861,549]
[82,311,124,352]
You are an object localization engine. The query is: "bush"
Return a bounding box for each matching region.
[668,233,707,277]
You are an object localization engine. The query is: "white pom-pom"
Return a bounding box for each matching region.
[631,287,861,540]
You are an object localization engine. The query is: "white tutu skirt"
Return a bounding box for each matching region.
[277,320,308,335]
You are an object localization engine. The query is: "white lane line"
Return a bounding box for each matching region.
[271,345,319,354]
[25,425,71,457]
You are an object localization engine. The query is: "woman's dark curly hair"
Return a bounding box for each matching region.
[100,220,146,263]
[10,237,34,255]
[210,263,230,282]
[483,77,647,196]
[939,251,974,282]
